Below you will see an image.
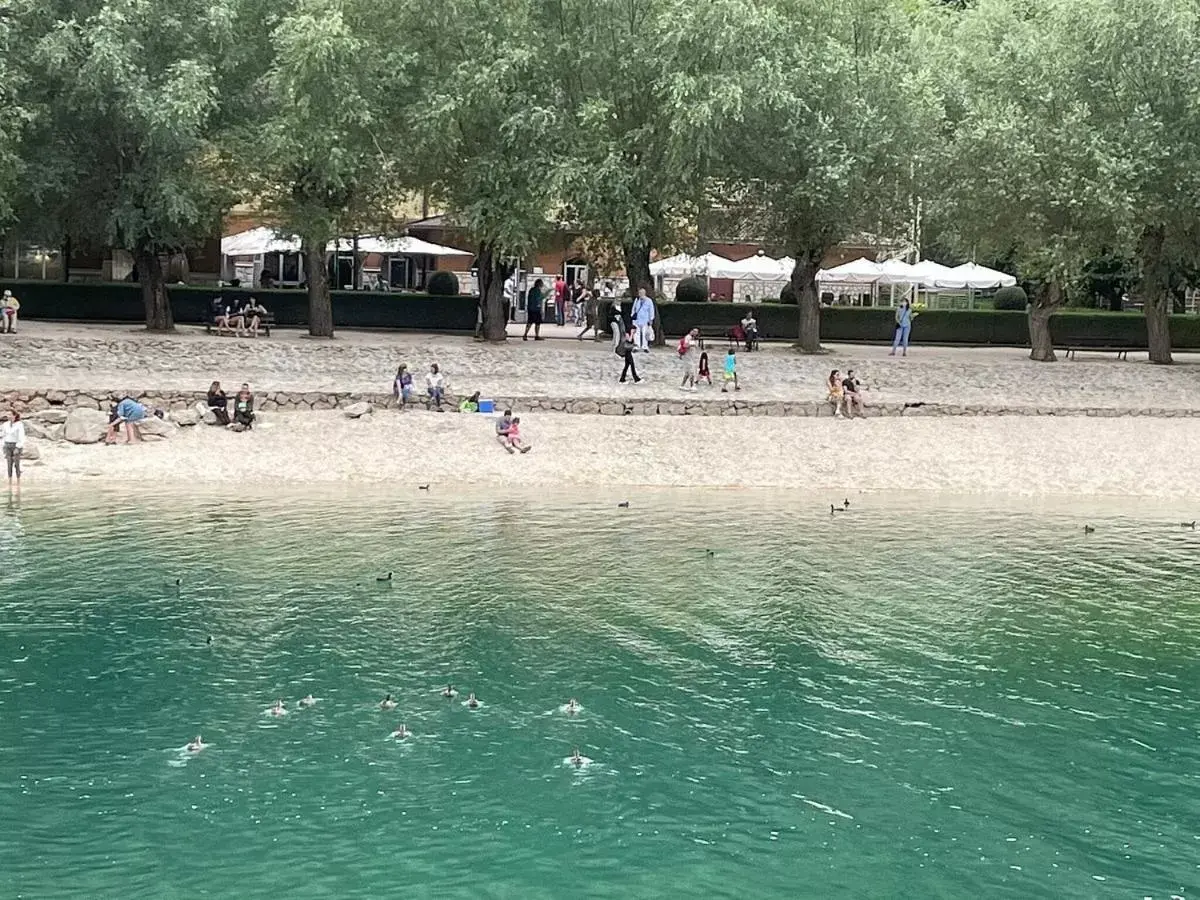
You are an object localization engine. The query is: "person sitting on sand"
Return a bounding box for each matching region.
[207,381,230,426]
[503,417,532,454]
[459,391,480,413]
[426,364,446,411]
[495,409,514,449]
[393,364,413,409]
[842,369,865,418]
[232,383,255,430]
[105,397,148,444]
[826,369,846,418]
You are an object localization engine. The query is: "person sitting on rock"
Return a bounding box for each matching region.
[425,364,446,411]
[207,381,230,426]
[458,391,480,413]
[231,383,255,430]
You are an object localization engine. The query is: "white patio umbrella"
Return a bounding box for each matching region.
[649,253,734,277]
[334,235,472,256]
[220,227,301,256]
[938,262,1016,290]
[816,257,883,284]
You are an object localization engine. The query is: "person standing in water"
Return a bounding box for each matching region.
[1,410,24,489]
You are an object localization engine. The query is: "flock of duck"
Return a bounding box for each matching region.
[183,687,592,767]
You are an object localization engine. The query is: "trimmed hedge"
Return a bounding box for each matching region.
[655,302,1200,348]
[0,280,478,331]
[426,270,460,296]
[675,276,708,303]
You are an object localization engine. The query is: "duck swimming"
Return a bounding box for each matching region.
[1083,525,1095,534]
[376,572,393,582]
[391,724,409,740]
[380,694,397,710]
[269,699,286,717]
[466,692,480,709]
[186,735,205,753]
[299,694,316,707]
[441,685,457,699]
[565,698,580,715]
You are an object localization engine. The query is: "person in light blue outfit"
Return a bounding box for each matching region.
[106,397,147,444]
[631,287,656,352]
[890,299,914,356]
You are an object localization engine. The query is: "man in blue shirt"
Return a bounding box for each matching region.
[631,287,656,353]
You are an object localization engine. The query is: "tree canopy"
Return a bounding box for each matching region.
[4,0,1200,358]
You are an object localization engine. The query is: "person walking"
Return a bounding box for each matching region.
[631,287,656,353]
[2,290,19,334]
[677,327,701,391]
[576,284,598,340]
[890,299,914,356]
[2,410,24,489]
[523,279,545,341]
[616,325,642,384]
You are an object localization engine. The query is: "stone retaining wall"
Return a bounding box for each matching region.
[2,387,1198,418]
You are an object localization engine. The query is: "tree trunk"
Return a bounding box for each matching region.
[62,236,71,283]
[304,238,333,337]
[1027,279,1062,362]
[623,240,663,345]
[790,247,825,353]
[135,247,174,331]
[478,241,507,343]
[1138,224,1173,364]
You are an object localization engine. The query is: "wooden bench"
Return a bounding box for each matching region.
[1059,344,1138,360]
[206,311,275,337]
[697,326,759,351]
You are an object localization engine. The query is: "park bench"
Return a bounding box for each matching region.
[1057,339,1141,360]
[206,310,275,337]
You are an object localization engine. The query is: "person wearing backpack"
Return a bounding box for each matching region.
[616,325,642,384]
[677,327,700,391]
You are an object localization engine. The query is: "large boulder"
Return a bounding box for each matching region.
[21,442,40,461]
[23,420,54,440]
[343,401,373,418]
[137,416,178,439]
[170,408,199,427]
[64,408,110,444]
[193,401,218,426]
[32,408,69,425]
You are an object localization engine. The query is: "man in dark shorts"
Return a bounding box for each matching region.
[523,278,545,341]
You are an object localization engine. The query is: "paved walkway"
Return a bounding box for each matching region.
[2,321,1199,413]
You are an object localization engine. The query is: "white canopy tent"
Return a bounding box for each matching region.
[220,227,300,256]
[331,235,471,256]
[937,262,1017,290]
[649,252,735,278]
[721,254,793,281]
[816,257,884,285]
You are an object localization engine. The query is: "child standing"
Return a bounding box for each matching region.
[697,351,712,386]
[722,347,739,392]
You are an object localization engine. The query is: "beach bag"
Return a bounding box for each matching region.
[677,337,689,356]
[646,325,655,342]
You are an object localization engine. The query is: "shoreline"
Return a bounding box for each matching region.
[12,410,1200,502]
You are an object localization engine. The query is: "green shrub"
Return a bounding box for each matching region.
[675,276,708,303]
[426,270,460,296]
[993,285,1028,310]
[779,282,798,304]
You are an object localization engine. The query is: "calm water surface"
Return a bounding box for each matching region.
[0,491,1197,898]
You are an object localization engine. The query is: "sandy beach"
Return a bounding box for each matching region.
[6,322,1200,500]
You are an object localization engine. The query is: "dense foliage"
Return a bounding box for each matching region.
[3,0,1199,359]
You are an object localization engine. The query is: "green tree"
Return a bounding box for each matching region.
[16,0,232,329]
[923,0,1127,360]
[230,0,405,337]
[715,0,929,351]
[541,0,741,301]
[0,0,28,230]
[404,0,562,342]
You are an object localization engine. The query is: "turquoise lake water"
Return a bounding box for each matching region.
[0,491,1197,898]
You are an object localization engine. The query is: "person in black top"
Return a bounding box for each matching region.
[207,381,230,426]
[523,278,545,341]
[843,369,865,418]
[232,383,255,430]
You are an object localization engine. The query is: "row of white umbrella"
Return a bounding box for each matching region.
[650,252,1016,290]
[220,226,472,259]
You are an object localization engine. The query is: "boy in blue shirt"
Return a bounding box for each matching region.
[721,347,739,392]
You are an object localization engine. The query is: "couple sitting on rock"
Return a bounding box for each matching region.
[207,381,255,430]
